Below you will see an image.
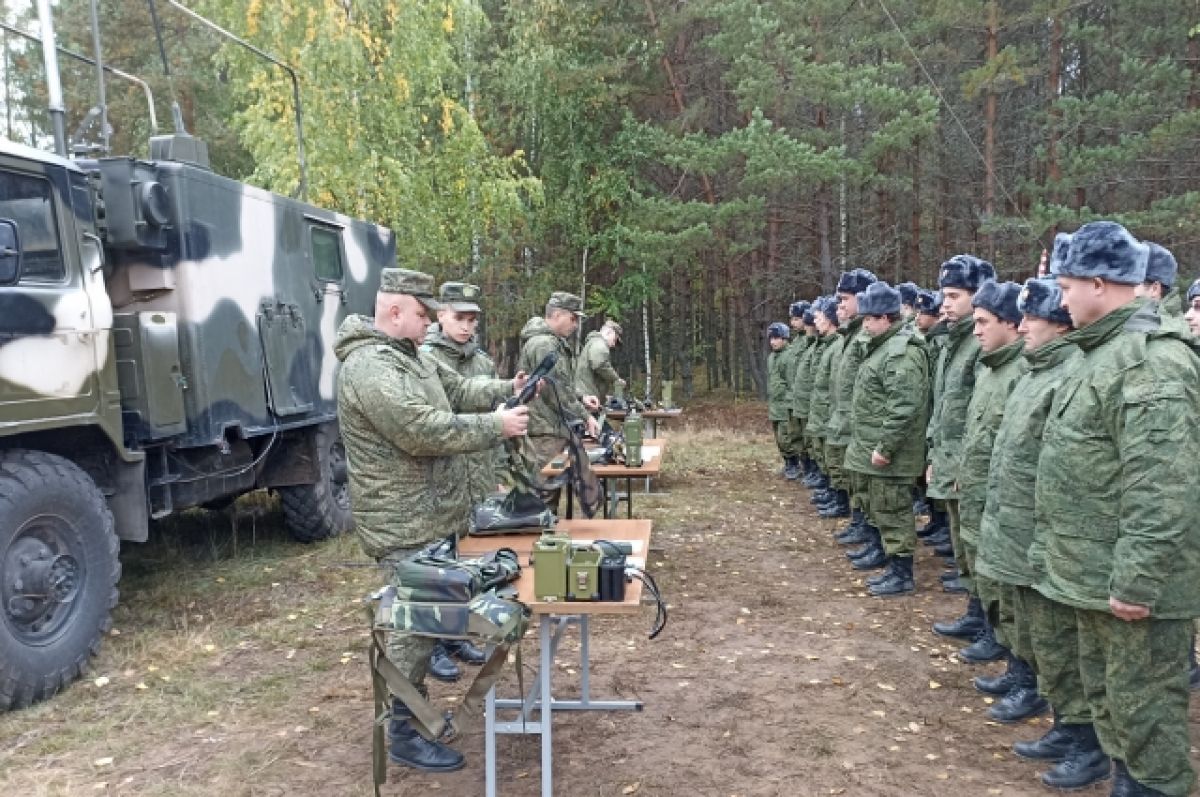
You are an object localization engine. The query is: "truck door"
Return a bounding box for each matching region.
[0,160,103,429]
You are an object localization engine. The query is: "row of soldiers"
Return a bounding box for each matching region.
[766,221,1200,797]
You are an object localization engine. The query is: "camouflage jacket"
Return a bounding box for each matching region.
[767,346,792,421]
[825,317,867,446]
[1033,300,1200,618]
[975,337,1080,587]
[926,318,980,500]
[844,320,930,479]
[955,338,1027,509]
[790,334,819,417]
[805,334,839,437]
[421,325,505,503]
[335,315,512,558]
[518,316,586,438]
[1156,287,1190,336]
[576,330,620,400]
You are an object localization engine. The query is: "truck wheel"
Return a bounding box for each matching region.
[279,424,352,543]
[0,450,119,711]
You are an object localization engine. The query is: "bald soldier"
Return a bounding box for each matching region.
[335,268,532,773]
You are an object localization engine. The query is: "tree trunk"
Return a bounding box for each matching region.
[1047,14,1063,190]
[910,138,922,275]
[983,0,998,262]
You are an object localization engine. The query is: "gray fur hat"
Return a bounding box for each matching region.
[1052,221,1148,285]
[836,268,878,296]
[1048,232,1072,275]
[896,281,920,306]
[971,279,1023,325]
[914,289,942,317]
[938,254,996,292]
[790,300,811,318]
[816,295,840,325]
[856,281,903,316]
[767,321,790,339]
[1144,242,1178,288]
[1018,277,1072,326]
[802,305,817,326]
[1188,278,1200,304]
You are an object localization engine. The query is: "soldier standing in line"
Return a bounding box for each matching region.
[842,282,930,595]
[1034,221,1200,797]
[912,290,951,554]
[576,319,625,404]
[784,301,814,481]
[420,281,500,680]
[335,268,532,772]
[927,255,996,633]
[822,268,878,525]
[949,279,1028,666]
[518,292,601,473]
[897,281,921,321]
[791,302,822,485]
[1184,278,1200,337]
[766,322,795,477]
[804,297,842,503]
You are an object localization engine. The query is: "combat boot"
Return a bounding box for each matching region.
[868,556,914,597]
[924,528,951,548]
[809,487,834,505]
[805,468,829,490]
[917,508,948,538]
[941,576,968,594]
[912,496,931,517]
[783,456,801,481]
[958,623,1007,663]
[835,522,874,546]
[850,543,888,570]
[818,490,850,518]
[940,566,961,583]
[834,509,867,540]
[387,698,465,772]
[428,643,462,682]
[933,596,985,639]
[933,539,955,558]
[974,651,1019,695]
[1014,710,1074,762]
[443,639,487,665]
[988,657,1048,722]
[1040,723,1110,791]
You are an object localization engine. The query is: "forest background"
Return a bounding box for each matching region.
[2,0,1198,398]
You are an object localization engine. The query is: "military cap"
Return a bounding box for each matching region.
[438,281,483,312]
[1018,276,1072,326]
[971,279,1023,325]
[1144,242,1178,288]
[1048,232,1072,275]
[547,291,587,318]
[857,281,903,316]
[914,289,943,317]
[790,300,811,318]
[1188,278,1200,303]
[380,268,441,311]
[1053,220,1148,285]
[938,254,996,292]
[767,321,790,339]
[896,281,920,306]
[836,268,878,296]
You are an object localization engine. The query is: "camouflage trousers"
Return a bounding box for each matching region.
[979,577,1017,652]
[1018,587,1087,723]
[864,475,916,556]
[824,442,847,492]
[1075,609,1194,796]
[772,419,796,458]
[788,415,806,458]
[806,434,826,470]
[944,499,972,592]
[378,549,439,691]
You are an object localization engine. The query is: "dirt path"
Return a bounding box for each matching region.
[1,399,1196,796]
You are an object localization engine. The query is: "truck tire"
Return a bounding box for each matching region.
[0,450,119,711]
[279,424,352,543]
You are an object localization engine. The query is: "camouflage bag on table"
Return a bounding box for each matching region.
[468,490,557,536]
[367,547,530,793]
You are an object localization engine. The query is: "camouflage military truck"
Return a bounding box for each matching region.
[0,128,394,710]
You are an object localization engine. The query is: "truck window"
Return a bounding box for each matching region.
[0,170,65,282]
[310,224,343,282]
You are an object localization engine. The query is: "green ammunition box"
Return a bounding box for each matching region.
[532,530,571,601]
[567,545,602,601]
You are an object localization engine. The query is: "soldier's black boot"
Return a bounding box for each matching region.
[850,533,888,570]
[835,510,870,544]
[933,539,955,558]
[1040,723,1110,791]
[818,490,850,518]
[783,456,801,481]
[958,622,1007,664]
[941,576,968,594]
[974,651,1019,695]
[387,698,465,772]
[807,469,830,490]
[1014,709,1074,762]
[940,566,961,583]
[917,507,948,539]
[443,639,487,665]
[868,555,914,597]
[911,489,930,517]
[428,643,462,682]
[924,527,951,547]
[809,487,834,505]
[847,526,882,560]
[933,596,985,639]
[988,657,1048,722]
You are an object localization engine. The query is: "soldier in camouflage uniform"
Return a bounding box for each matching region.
[822,269,878,523]
[778,302,812,479]
[1185,278,1200,337]
[1134,242,1188,335]
[335,268,531,772]
[766,322,795,475]
[949,279,1028,667]
[927,255,996,634]
[420,281,504,678]
[896,281,920,322]
[842,282,930,596]
[576,319,625,402]
[804,297,841,499]
[1034,221,1200,797]
[518,292,601,472]
[791,302,822,484]
[912,290,952,552]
